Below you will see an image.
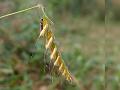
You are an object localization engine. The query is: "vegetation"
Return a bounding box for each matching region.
[0,0,120,90]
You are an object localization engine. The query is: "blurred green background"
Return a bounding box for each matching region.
[0,0,120,90]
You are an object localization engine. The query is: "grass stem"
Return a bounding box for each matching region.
[0,4,42,19]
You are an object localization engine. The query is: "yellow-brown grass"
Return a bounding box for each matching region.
[39,17,72,82]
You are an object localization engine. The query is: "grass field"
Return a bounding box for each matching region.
[0,0,120,90]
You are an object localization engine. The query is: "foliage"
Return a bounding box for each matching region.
[0,0,120,90]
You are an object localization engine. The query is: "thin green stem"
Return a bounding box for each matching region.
[0,4,42,19]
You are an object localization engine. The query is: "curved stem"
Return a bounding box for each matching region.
[0,4,41,19]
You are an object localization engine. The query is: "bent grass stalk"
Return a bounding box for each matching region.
[0,4,42,19]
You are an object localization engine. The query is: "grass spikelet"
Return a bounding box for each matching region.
[39,17,73,82]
